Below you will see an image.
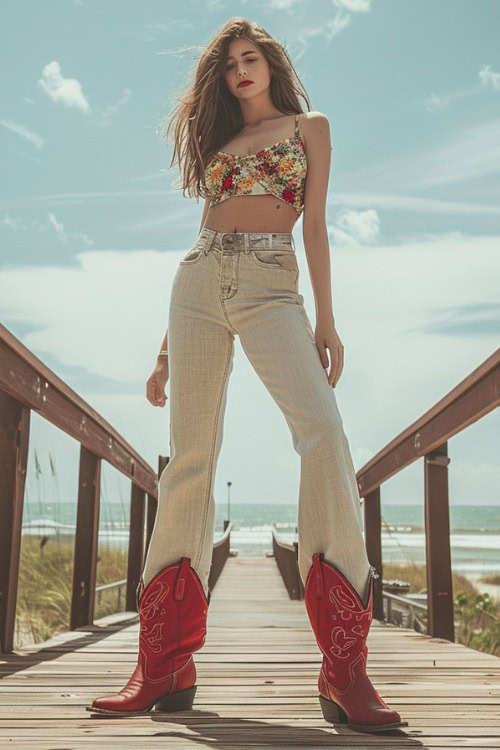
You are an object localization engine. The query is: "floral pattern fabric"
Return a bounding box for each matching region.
[204,115,308,216]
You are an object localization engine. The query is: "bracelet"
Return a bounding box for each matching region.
[157,349,168,358]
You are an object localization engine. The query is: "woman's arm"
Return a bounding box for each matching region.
[301,112,344,388]
[156,196,212,363]
[301,111,334,322]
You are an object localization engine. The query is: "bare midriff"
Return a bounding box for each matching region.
[203,194,299,234]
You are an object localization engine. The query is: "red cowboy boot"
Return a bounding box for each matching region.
[86,556,210,716]
[304,552,408,733]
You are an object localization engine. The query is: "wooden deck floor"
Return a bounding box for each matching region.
[1,556,499,748]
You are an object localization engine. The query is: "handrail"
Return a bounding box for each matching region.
[272,528,304,600]
[95,579,128,612]
[96,579,128,593]
[357,348,499,497]
[208,521,233,592]
[0,323,156,494]
[357,347,499,642]
[382,591,428,633]
[384,590,428,611]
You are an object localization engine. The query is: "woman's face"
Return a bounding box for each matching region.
[223,38,271,99]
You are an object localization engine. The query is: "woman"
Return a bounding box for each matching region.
[88,18,407,734]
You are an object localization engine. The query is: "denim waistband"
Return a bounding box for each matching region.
[197,227,295,254]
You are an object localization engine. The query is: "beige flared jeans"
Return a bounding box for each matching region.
[142,228,371,603]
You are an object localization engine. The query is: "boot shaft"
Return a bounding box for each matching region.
[304,553,377,677]
[138,557,209,679]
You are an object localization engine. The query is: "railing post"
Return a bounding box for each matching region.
[424,442,454,641]
[0,391,30,653]
[144,455,167,558]
[71,446,101,630]
[126,482,146,611]
[293,541,304,600]
[363,487,384,622]
[145,492,157,559]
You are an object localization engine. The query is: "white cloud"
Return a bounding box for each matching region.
[425,87,479,112]
[270,0,303,9]
[98,87,133,128]
[331,207,380,246]
[343,116,500,191]
[326,13,352,39]
[479,64,500,91]
[332,0,371,11]
[46,212,94,246]
[38,61,90,112]
[2,213,29,232]
[329,191,500,215]
[0,119,44,148]
[0,189,177,211]
[48,213,64,236]
[294,0,371,58]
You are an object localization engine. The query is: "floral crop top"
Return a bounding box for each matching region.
[204,114,307,216]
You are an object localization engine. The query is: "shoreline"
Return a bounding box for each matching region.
[464,572,500,602]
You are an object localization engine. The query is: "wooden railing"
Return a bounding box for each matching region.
[0,324,231,653]
[269,350,499,643]
[95,579,128,611]
[271,529,304,600]
[359,348,499,642]
[383,590,427,632]
[208,520,233,592]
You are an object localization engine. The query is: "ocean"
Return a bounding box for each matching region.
[21,501,500,579]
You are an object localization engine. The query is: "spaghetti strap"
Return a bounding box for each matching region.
[294,113,299,134]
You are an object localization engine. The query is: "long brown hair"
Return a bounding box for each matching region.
[160,17,312,201]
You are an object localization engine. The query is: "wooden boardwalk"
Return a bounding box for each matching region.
[1,556,499,748]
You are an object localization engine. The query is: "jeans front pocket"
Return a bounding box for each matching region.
[250,250,298,272]
[250,249,299,293]
[180,245,204,265]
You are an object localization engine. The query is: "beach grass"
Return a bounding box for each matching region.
[382,562,499,656]
[15,536,127,649]
[382,561,478,595]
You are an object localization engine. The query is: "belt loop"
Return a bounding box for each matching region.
[204,233,214,255]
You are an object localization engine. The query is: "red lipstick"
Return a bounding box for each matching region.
[237,80,253,88]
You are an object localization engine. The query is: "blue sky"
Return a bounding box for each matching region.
[1,0,499,516]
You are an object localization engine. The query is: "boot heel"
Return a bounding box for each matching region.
[319,693,349,724]
[152,685,197,713]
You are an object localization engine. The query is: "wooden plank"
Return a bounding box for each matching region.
[0,556,498,749]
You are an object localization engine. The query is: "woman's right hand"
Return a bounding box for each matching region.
[146,360,169,407]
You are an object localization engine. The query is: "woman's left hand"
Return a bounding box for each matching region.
[315,314,344,388]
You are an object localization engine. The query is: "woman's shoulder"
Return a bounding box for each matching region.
[297,111,331,152]
[298,110,330,130]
